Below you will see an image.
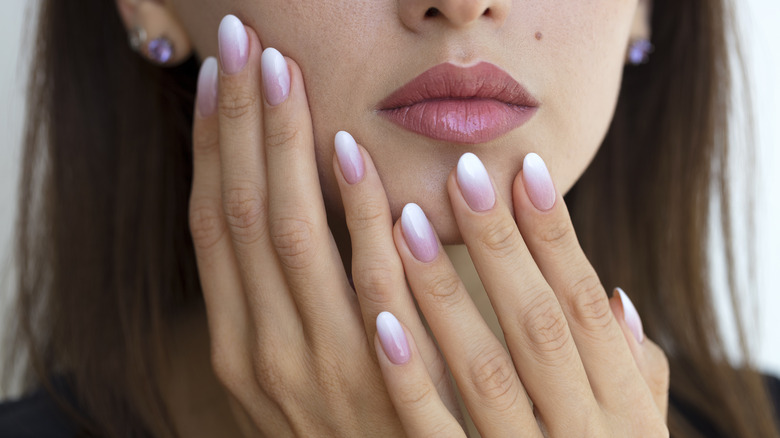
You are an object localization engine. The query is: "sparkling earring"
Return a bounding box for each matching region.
[128,25,175,65]
[628,38,653,65]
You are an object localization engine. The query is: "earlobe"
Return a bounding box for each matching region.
[115,0,193,66]
[630,0,652,42]
[626,0,653,65]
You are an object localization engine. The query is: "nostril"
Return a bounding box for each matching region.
[424,7,440,18]
[483,7,491,16]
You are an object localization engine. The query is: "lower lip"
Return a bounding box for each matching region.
[379,99,537,144]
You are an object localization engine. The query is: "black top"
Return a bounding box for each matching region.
[2,373,780,437]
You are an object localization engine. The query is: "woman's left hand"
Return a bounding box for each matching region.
[373,152,670,437]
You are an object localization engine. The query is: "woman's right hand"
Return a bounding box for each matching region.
[188,15,461,436]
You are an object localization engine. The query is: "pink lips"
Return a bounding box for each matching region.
[377,62,539,144]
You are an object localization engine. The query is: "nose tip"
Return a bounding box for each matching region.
[400,0,510,31]
[425,2,490,27]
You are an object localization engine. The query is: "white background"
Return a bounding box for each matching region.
[1,1,778,397]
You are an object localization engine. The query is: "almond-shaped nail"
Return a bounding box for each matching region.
[261,47,290,106]
[616,287,644,344]
[456,153,495,212]
[218,15,249,75]
[401,203,438,263]
[522,153,556,212]
[376,311,410,365]
[334,131,365,184]
[196,57,218,118]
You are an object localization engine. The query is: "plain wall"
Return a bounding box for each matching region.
[1,1,778,398]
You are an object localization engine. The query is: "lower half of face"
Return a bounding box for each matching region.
[177,0,639,243]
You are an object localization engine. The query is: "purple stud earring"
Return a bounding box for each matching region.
[147,37,174,64]
[128,26,175,65]
[628,38,653,65]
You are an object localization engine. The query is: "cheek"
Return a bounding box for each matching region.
[532,2,636,193]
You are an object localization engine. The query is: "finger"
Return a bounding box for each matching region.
[333,134,460,418]
[394,203,542,437]
[609,291,670,419]
[512,153,654,411]
[261,49,354,334]
[448,152,597,435]
[190,57,256,394]
[374,312,466,438]
[216,15,298,336]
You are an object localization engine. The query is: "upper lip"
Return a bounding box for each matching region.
[377,61,539,110]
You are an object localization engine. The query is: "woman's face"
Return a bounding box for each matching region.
[169,0,645,243]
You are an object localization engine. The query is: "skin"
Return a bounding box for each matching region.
[163,0,646,242]
[116,0,669,436]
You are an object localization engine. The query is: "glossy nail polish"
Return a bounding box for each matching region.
[522,153,556,212]
[401,203,438,263]
[218,15,248,75]
[616,287,644,344]
[457,153,495,212]
[334,131,364,184]
[261,48,290,106]
[376,311,411,365]
[196,57,218,117]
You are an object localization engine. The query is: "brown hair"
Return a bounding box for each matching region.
[2,0,778,437]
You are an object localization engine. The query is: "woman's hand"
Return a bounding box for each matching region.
[374,152,670,437]
[187,15,461,436]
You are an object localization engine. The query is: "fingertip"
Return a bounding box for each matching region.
[334,131,365,184]
[196,57,219,118]
[376,311,411,365]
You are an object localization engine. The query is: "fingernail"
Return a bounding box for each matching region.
[376,311,411,365]
[401,203,438,263]
[261,48,291,106]
[456,153,495,212]
[522,153,556,212]
[196,57,218,118]
[616,287,644,344]
[218,15,249,75]
[334,131,364,184]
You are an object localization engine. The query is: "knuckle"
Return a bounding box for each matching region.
[222,183,267,243]
[269,215,317,271]
[422,273,465,308]
[478,217,522,259]
[264,122,302,150]
[567,275,612,333]
[538,217,575,252]
[219,90,259,121]
[188,200,226,251]
[522,295,572,357]
[353,263,399,308]
[396,378,436,408]
[347,200,387,233]
[252,352,294,400]
[468,346,520,411]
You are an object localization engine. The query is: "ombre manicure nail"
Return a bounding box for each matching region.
[457,153,495,212]
[261,48,290,106]
[334,131,364,184]
[616,287,644,344]
[401,203,438,263]
[218,15,249,75]
[376,311,411,365]
[196,57,218,117]
[522,153,556,211]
